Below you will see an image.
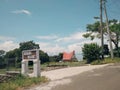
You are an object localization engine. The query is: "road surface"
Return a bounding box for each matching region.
[28,64,108,90]
[52,63,120,90]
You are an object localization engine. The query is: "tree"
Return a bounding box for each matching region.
[19,41,39,51]
[83,19,120,57]
[109,19,120,49]
[0,50,5,56]
[49,53,63,62]
[5,50,17,67]
[3,40,49,68]
[39,50,49,64]
[82,43,101,63]
[0,50,5,68]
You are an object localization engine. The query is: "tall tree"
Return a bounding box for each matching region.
[19,41,39,51]
[83,19,120,57]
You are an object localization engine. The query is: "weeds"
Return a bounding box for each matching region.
[91,57,120,65]
[0,75,48,90]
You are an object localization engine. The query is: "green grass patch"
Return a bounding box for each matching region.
[0,69,6,74]
[91,57,120,65]
[0,67,21,74]
[42,61,86,67]
[0,75,49,90]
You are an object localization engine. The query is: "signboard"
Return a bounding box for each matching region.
[22,49,39,60]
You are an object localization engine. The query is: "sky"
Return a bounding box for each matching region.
[0,0,120,60]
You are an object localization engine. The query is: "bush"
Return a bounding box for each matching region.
[113,47,120,57]
[82,43,101,63]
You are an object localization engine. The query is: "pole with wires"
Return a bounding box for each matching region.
[100,0,104,59]
[103,0,114,59]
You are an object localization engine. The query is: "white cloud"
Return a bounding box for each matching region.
[56,32,86,42]
[0,36,15,41]
[37,42,64,55]
[36,35,58,40]
[11,9,31,15]
[0,41,19,51]
[36,32,103,59]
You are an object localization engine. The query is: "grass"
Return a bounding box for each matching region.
[0,69,6,74]
[91,57,120,65]
[0,74,48,90]
[41,61,86,68]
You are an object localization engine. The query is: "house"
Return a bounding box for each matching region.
[62,50,77,61]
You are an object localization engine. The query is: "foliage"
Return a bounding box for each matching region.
[82,32,95,40]
[40,50,49,64]
[49,53,63,62]
[82,43,101,63]
[0,50,6,69]
[86,21,100,32]
[0,40,49,69]
[113,47,120,57]
[0,75,48,90]
[83,19,120,57]
[109,19,120,49]
[19,40,39,51]
[0,50,5,56]
[91,57,120,65]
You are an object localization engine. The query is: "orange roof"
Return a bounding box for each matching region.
[63,51,75,61]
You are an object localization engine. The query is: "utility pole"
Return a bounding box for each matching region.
[103,0,114,59]
[100,0,104,59]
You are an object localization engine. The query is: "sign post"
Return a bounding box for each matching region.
[21,49,40,77]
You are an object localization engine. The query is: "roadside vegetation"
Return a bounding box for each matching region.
[82,19,120,65]
[82,43,120,65]
[41,61,86,71]
[91,57,120,65]
[0,74,48,90]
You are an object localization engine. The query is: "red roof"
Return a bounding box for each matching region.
[63,51,75,61]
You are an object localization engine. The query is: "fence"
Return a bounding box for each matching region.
[0,58,21,83]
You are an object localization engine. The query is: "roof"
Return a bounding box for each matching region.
[63,51,75,61]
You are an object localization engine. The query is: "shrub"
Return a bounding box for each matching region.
[113,47,120,57]
[82,43,101,63]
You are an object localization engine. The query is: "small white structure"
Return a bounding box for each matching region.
[21,49,40,77]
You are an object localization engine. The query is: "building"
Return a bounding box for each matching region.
[62,51,77,61]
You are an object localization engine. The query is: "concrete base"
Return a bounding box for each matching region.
[21,60,40,77]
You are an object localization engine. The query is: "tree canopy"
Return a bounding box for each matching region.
[83,19,120,57]
[0,40,50,68]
